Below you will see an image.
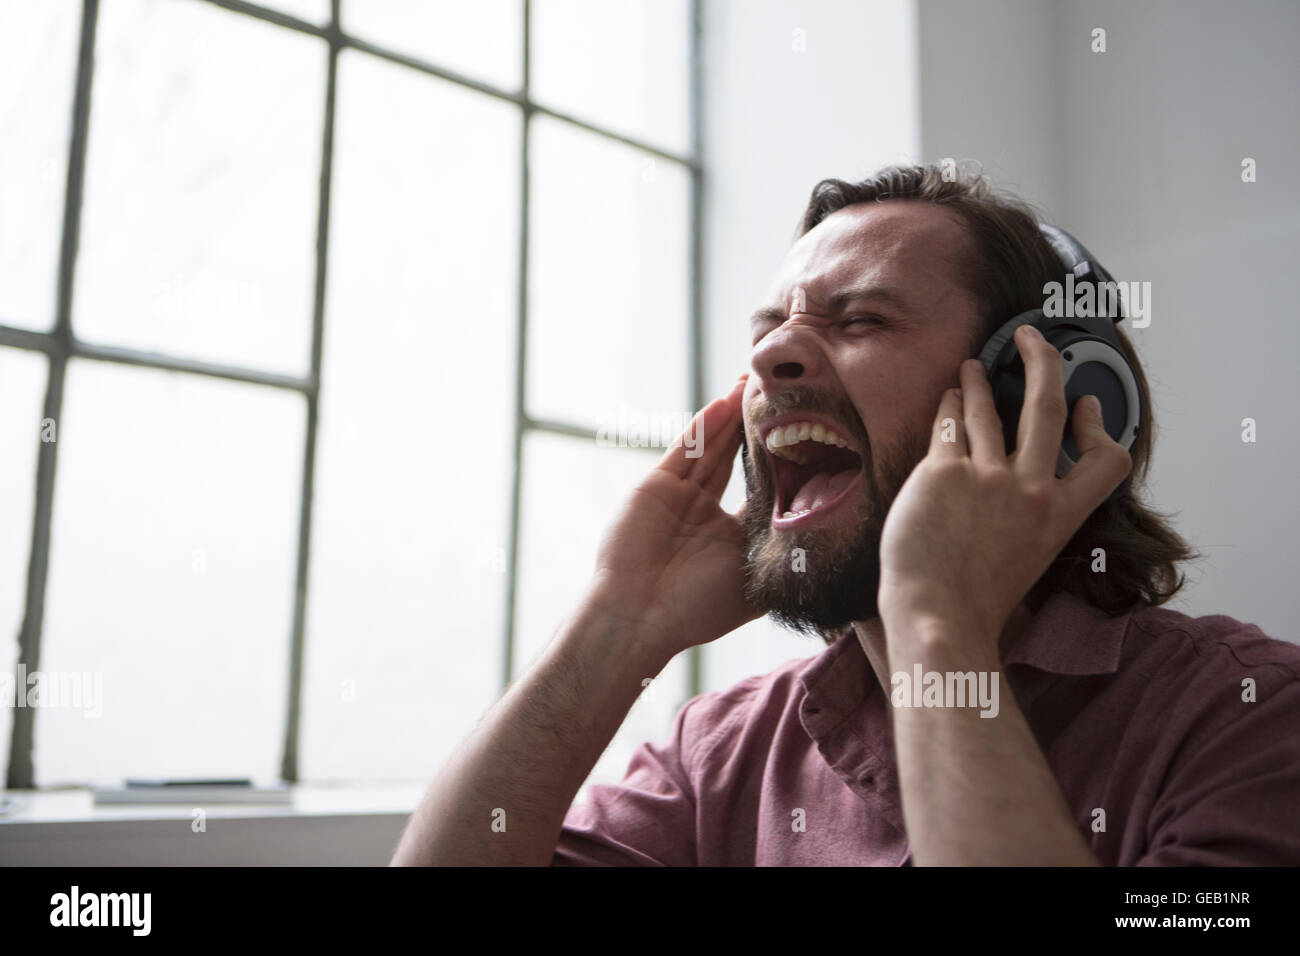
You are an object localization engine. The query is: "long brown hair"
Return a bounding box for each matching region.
[798,162,1197,619]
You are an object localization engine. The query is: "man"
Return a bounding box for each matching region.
[392,163,1300,866]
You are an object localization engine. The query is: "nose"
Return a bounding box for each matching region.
[750,316,828,389]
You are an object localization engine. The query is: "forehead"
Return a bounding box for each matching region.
[764,200,974,312]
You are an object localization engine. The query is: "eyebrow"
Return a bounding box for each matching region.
[748,284,917,326]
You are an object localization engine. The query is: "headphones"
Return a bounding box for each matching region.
[976,224,1141,478]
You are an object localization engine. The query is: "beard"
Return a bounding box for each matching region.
[740,386,928,640]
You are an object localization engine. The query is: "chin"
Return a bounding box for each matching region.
[739,407,921,638]
[742,505,883,638]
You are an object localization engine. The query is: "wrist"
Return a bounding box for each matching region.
[570,581,678,673]
[882,613,999,668]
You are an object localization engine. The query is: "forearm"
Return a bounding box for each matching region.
[886,620,1099,866]
[390,596,672,866]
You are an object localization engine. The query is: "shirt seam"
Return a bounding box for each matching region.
[1128,613,1300,683]
[1126,618,1300,819]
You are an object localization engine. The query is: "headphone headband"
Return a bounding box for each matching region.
[1039,223,1124,322]
[975,222,1141,477]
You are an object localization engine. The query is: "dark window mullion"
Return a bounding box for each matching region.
[278,0,339,784]
[500,0,532,692]
[5,0,100,791]
[686,0,705,701]
[202,0,699,170]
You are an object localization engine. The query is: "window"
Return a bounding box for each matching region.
[1,0,701,796]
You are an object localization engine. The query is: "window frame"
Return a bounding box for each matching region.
[1,0,705,789]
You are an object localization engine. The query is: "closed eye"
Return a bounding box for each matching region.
[750,312,888,345]
[843,314,888,328]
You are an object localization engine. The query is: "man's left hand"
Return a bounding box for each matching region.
[877,323,1134,649]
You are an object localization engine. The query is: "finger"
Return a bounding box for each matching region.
[701,421,745,500]
[657,375,747,485]
[959,358,1005,465]
[929,386,967,459]
[1012,323,1069,476]
[1061,394,1133,510]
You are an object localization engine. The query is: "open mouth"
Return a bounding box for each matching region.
[761,417,864,529]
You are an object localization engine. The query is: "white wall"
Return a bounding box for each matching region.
[698,0,1300,701]
[919,0,1300,641]
[1052,0,1300,640]
[699,0,921,690]
[918,0,1065,212]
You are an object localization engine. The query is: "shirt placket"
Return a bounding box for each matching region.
[801,678,911,865]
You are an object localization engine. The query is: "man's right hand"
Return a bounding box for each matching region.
[392,376,758,866]
[586,374,760,659]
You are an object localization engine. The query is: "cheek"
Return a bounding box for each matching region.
[837,338,962,436]
[841,360,909,440]
[845,364,945,471]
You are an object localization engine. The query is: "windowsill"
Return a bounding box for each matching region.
[0,784,425,825]
[0,786,425,863]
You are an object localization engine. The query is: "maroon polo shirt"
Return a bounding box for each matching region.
[552,589,1300,865]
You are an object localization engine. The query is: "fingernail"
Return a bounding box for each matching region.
[1021,324,1042,339]
[1086,395,1101,415]
[954,387,962,398]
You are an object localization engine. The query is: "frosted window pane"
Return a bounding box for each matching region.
[0,348,47,777]
[528,116,689,428]
[74,0,325,374]
[36,361,303,786]
[514,431,688,797]
[300,52,519,782]
[0,0,80,330]
[265,0,330,24]
[532,0,690,155]
[341,0,522,91]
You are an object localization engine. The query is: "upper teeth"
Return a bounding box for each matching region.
[765,421,848,462]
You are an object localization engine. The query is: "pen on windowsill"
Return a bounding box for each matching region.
[124,778,253,788]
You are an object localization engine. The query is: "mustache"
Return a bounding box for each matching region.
[747,385,871,458]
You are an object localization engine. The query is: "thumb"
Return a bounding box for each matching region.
[1064,394,1133,502]
[1071,395,1112,453]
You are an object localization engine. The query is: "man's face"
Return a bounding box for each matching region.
[741,200,985,634]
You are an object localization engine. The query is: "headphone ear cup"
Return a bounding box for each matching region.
[1057,338,1143,471]
[978,313,1143,478]
[977,311,1043,456]
[976,311,1041,375]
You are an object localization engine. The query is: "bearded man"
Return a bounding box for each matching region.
[392,164,1300,866]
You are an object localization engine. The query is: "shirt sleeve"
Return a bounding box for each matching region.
[551,694,709,867]
[1138,674,1300,866]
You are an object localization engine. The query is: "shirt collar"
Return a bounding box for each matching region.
[796,588,1134,707]
[1002,589,1133,676]
[795,625,874,720]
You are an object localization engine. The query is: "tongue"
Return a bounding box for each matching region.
[789,469,858,514]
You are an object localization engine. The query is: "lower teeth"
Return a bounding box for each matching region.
[782,509,811,519]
